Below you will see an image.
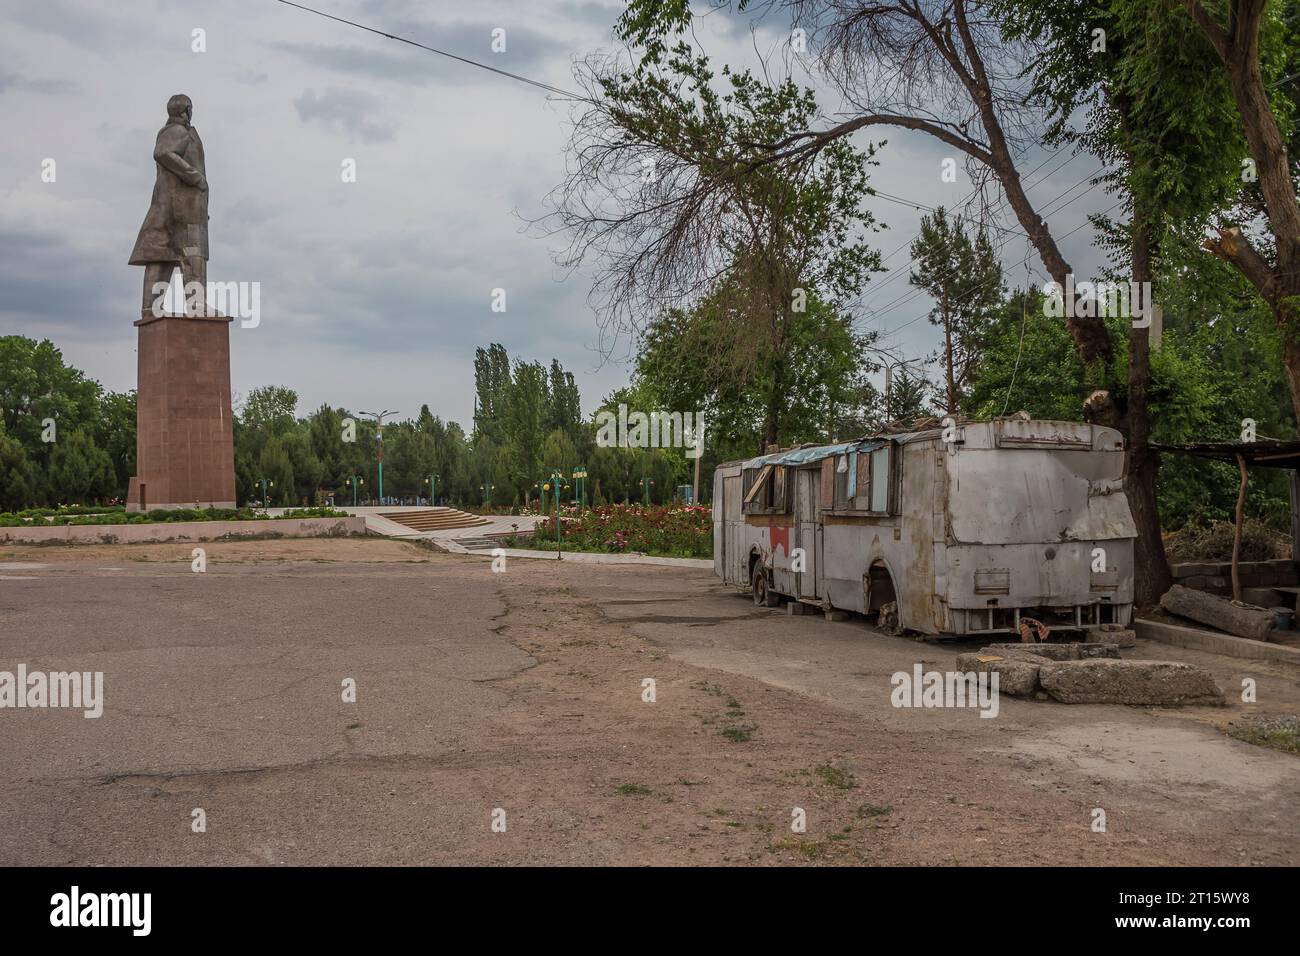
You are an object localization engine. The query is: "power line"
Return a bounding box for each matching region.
[875,195,1128,344]
[860,147,1081,305]
[864,165,1110,325]
[270,0,585,100]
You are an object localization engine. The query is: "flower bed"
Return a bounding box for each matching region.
[523,504,712,558]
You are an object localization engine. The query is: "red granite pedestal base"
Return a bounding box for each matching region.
[126,312,237,511]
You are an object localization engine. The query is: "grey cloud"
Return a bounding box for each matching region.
[0,72,79,95]
[8,0,141,51]
[268,21,570,85]
[293,87,394,143]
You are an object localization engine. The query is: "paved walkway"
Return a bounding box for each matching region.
[473,546,713,569]
[268,506,544,541]
[267,506,709,568]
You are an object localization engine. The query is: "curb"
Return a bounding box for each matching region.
[1135,617,1300,664]
[454,546,712,569]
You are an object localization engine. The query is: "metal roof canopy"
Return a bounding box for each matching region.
[1155,440,1300,470]
[736,429,943,471]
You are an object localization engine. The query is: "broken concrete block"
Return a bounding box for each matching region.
[955,652,1041,697]
[1097,625,1137,648]
[981,642,1078,661]
[787,601,810,615]
[1076,642,1122,658]
[1037,659,1223,706]
[981,642,1120,661]
[825,609,850,622]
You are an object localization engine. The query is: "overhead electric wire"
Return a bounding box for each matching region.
[875,195,1128,344]
[271,0,585,99]
[860,147,1082,305]
[863,165,1111,326]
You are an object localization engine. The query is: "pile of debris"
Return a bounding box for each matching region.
[956,635,1224,706]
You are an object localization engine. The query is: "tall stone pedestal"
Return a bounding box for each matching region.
[126,312,236,511]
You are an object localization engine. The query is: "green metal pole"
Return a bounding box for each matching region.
[554,472,561,559]
[378,461,384,505]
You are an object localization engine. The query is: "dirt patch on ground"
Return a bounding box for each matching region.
[479,567,1250,865]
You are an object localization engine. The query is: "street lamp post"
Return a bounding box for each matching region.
[346,475,364,507]
[358,409,397,505]
[572,465,588,511]
[543,471,568,559]
[480,481,493,509]
[425,473,440,507]
[641,477,655,505]
[258,477,274,509]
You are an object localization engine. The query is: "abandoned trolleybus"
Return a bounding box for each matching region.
[712,417,1136,637]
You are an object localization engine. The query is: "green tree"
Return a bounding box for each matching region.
[48,429,115,504]
[257,436,295,506]
[0,425,37,511]
[908,208,1004,414]
[548,38,882,450]
[473,344,512,443]
[504,360,548,492]
[96,390,136,497]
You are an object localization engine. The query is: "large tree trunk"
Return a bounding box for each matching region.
[1182,0,1300,423]
[1285,334,1300,426]
[1126,209,1173,607]
[1160,584,1275,641]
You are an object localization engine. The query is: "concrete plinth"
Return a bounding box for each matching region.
[127,311,236,511]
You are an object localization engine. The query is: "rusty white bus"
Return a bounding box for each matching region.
[712,418,1135,637]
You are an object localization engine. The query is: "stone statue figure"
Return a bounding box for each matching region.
[128,93,208,315]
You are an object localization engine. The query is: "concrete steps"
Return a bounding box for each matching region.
[454,536,501,552]
[379,508,491,532]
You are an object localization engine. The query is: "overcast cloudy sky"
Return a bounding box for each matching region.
[0,0,1115,431]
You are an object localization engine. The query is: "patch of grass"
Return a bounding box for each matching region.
[814,765,857,790]
[677,778,705,787]
[771,836,828,859]
[560,639,596,647]
[856,803,893,819]
[691,680,725,697]
[1228,724,1300,755]
[721,725,754,743]
[616,783,651,796]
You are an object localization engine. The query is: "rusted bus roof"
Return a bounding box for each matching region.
[1154,440,1300,470]
[739,440,871,471]
[720,428,944,471]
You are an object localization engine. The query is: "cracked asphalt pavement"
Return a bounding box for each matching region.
[2,537,1297,865]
